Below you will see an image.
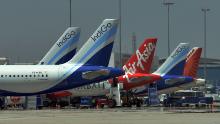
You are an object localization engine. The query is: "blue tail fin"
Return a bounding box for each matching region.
[153,43,190,76]
[39,27,80,65]
[66,19,118,66]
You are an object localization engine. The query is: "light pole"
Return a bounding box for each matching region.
[118,0,122,67]
[163,1,174,56]
[69,0,72,107]
[69,0,72,27]
[201,8,210,87]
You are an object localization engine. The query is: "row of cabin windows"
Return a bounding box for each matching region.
[0,74,48,78]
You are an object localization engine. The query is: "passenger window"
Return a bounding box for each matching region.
[46,74,48,77]
[25,75,27,77]
[21,75,23,77]
[5,75,7,77]
[29,75,32,77]
[9,75,11,77]
[17,75,19,77]
[42,75,44,77]
[34,75,36,77]
[1,75,3,77]
[13,75,15,77]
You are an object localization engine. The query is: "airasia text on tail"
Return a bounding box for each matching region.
[122,38,157,82]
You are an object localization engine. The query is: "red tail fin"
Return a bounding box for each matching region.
[183,47,202,78]
[123,38,157,74]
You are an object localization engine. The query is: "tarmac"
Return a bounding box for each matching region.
[0,108,219,124]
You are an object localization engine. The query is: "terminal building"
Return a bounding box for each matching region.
[197,58,220,83]
[197,58,220,93]
[0,57,9,65]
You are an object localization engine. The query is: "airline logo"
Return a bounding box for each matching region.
[57,30,76,47]
[91,23,112,42]
[183,47,202,77]
[171,45,188,58]
[136,42,155,71]
[186,48,196,62]
[153,43,190,76]
[123,41,156,82]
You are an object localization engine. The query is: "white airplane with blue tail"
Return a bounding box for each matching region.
[0,19,123,96]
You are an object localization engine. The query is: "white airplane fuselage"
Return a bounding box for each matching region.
[0,65,60,93]
[0,64,123,96]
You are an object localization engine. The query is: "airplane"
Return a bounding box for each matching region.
[8,27,81,100]
[0,19,124,96]
[132,46,204,95]
[155,47,204,94]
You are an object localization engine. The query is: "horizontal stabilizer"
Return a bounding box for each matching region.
[130,76,152,83]
[82,69,110,80]
[165,77,185,85]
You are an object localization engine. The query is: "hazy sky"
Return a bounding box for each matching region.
[0,0,219,64]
